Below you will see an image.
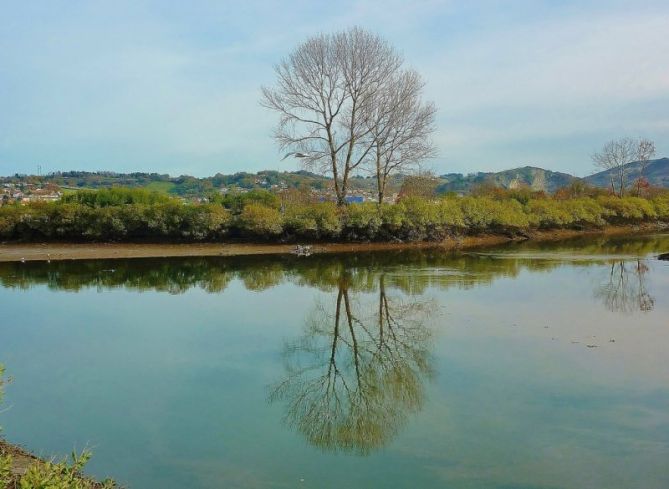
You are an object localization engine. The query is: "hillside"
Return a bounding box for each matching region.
[584,158,669,189]
[437,166,576,193]
[2,159,667,199]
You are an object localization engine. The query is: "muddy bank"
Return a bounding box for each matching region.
[0,224,666,262]
[0,439,111,488]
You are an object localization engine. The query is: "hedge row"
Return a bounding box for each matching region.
[1,195,668,242]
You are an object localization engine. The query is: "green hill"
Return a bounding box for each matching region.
[584,158,669,189]
[2,159,667,198]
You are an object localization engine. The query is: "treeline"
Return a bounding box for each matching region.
[2,169,339,197]
[0,187,668,242]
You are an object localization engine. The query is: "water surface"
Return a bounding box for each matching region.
[1,234,668,488]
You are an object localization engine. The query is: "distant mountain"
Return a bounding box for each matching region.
[438,166,577,193]
[584,158,669,189]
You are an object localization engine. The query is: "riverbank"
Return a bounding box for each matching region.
[1,224,665,262]
[0,439,112,488]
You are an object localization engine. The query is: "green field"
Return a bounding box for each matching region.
[144,181,176,194]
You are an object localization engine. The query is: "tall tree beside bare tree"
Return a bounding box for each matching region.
[365,70,437,204]
[261,27,434,205]
[591,137,656,197]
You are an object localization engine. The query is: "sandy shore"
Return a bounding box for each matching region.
[1,225,665,262]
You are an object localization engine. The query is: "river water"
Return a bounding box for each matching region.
[0,234,668,488]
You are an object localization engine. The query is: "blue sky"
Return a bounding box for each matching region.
[1,0,667,177]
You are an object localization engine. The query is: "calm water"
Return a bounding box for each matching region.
[1,235,668,489]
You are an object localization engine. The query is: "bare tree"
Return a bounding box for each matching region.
[591,137,655,197]
[634,138,656,196]
[366,70,437,204]
[262,27,408,205]
[397,170,440,200]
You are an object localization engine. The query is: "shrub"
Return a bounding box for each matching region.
[238,204,283,238]
[435,197,466,229]
[284,202,342,240]
[598,196,657,223]
[343,203,383,240]
[11,450,115,489]
[1,193,666,243]
[525,200,573,228]
[222,189,280,213]
[379,203,407,237]
[400,197,439,239]
[652,195,669,220]
[563,198,608,227]
[62,187,170,207]
[459,196,494,230]
[489,199,529,232]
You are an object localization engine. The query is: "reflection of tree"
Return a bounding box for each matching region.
[596,260,655,313]
[269,271,434,455]
[0,364,5,413]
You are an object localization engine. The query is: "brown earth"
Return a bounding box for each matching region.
[0,439,112,488]
[1,224,665,262]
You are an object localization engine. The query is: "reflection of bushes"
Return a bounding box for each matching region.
[2,233,665,297]
[1,193,668,243]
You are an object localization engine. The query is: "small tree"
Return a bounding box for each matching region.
[397,172,439,200]
[591,137,655,197]
[634,138,656,196]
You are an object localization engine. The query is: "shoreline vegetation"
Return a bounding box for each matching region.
[0,368,113,488]
[1,187,668,261]
[0,440,114,489]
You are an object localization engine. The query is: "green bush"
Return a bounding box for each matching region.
[2,450,116,489]
[400,197,439,238]
[1,193,667,243]
[238,204,283,238]
[284,203,341,239]
[489,199,529,232]
[459,197,496,231]
[0,454,11,488]
[221,189,280,213]
[563,198,608,227]
[598,196,657,223]
[343,203,383,240]
[435,197,466,229]
[525,200,573,228]
[652,195,669,220]
[379,203,407,236]
[461,196,531,232]
[62,187,171,207]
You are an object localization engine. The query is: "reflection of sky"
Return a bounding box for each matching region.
[2,1,668,177]
[0,254,667,488]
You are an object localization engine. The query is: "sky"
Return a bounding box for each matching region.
[1,0,668,178]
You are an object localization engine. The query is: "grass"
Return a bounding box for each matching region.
[0,445,116,489]
[144,181,176,194]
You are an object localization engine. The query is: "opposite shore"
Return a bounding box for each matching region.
[1,224,667,262]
